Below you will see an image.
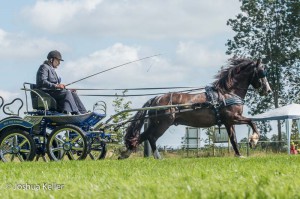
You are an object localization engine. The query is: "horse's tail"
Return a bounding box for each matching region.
[124,97,156,150]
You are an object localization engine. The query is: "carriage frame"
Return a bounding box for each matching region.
[0,83,112,162]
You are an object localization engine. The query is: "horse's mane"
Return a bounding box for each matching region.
[212,57,254,93]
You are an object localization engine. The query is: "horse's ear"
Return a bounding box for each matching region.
[255,59,261,67]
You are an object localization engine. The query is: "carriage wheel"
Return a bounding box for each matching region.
[47,124,88,161]
[0,129,36,162]
[88,140,107,160]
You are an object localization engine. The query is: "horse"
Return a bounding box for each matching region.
[119,58,272,159]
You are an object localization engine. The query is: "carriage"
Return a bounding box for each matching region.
[0,83,112,162]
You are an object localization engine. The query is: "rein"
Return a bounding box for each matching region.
[78,87,205,97]
[67,86,199,91]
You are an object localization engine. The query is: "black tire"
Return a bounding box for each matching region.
[88,141,107,160]
[0,128,36,162]
[47,124,88,161]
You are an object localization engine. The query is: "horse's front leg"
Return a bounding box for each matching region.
[233,115,260,148]
[224,124,242,157]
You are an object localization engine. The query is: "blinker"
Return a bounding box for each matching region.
[258,70,267,78]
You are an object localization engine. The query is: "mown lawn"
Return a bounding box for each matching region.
[0,155,299,199]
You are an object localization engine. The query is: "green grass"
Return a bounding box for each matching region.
[1,155,300,199]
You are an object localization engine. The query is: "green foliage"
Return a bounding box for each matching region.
[2,156,300,198]
[291,120,300,142]
[109,90,132,143]
[203,127,215,145]
[226,0,300,137]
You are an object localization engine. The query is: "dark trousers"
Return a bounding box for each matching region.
[46,89,87,114]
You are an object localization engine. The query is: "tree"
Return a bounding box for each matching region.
[226,0,300,142]
[291,119,300,144]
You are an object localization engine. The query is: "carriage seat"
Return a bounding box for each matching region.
[29,84,58,111]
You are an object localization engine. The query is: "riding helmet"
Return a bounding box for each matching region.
[47,50,64,61]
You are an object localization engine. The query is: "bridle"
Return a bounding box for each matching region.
[251,65,268,92]
[235,63,267,92]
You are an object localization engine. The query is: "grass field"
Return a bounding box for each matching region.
[0,155,300,199]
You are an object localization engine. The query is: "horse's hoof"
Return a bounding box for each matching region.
[235,154,246,158]
[118,154,130,160]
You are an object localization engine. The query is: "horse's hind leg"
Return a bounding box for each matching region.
[149,137,161,159]
[139,119,173,159]
[138,128,161,159]
[225,125,242,157]
[118,149,133,159]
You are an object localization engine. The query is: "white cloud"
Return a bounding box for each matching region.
[22,0,241,39]
[61,43,140,84]
[176,41,229,68]
[174,41,232,86]
[22,0,103,33]
[0,28,69,59]
[60,43,189,89]
[0,90,20,101]
[58,42,229,91]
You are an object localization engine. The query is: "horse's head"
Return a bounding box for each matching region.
[250,60,272,96]
[249,132,259,148]
[213,58,272,97]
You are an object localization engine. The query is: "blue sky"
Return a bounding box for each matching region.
[0,0,243,147]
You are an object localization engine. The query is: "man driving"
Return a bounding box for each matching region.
[36,50,87,115]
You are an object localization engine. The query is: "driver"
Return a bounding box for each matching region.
[36,50,87,115]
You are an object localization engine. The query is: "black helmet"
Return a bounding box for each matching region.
[47,50,64,61]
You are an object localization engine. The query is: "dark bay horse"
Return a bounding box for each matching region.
[119,58,272,159]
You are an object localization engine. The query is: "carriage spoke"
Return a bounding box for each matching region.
[1,149,13,155]
[51,147,64,152]
[55,137,65,144]
[52,148,66,160]
[72,146,84,151]
[61,151,66,159]
[3,137,14,146]
[20,149,31,153]
[89,153,95,160]
[70,136,80,144]
[13,135,18,147]
[65,131,70,142]
[17,153,25,162]
[10,154,15,161]
[19,139,28,147]
[68,151,75,160]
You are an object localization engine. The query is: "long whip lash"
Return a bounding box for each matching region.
[65,54,161,86]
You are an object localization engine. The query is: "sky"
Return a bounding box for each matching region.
[0,0,244,148]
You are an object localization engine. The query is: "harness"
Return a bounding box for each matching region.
[193,86,244,133]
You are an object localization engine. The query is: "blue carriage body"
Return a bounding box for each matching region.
[0,83,112,162]
[0,116,33,131]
